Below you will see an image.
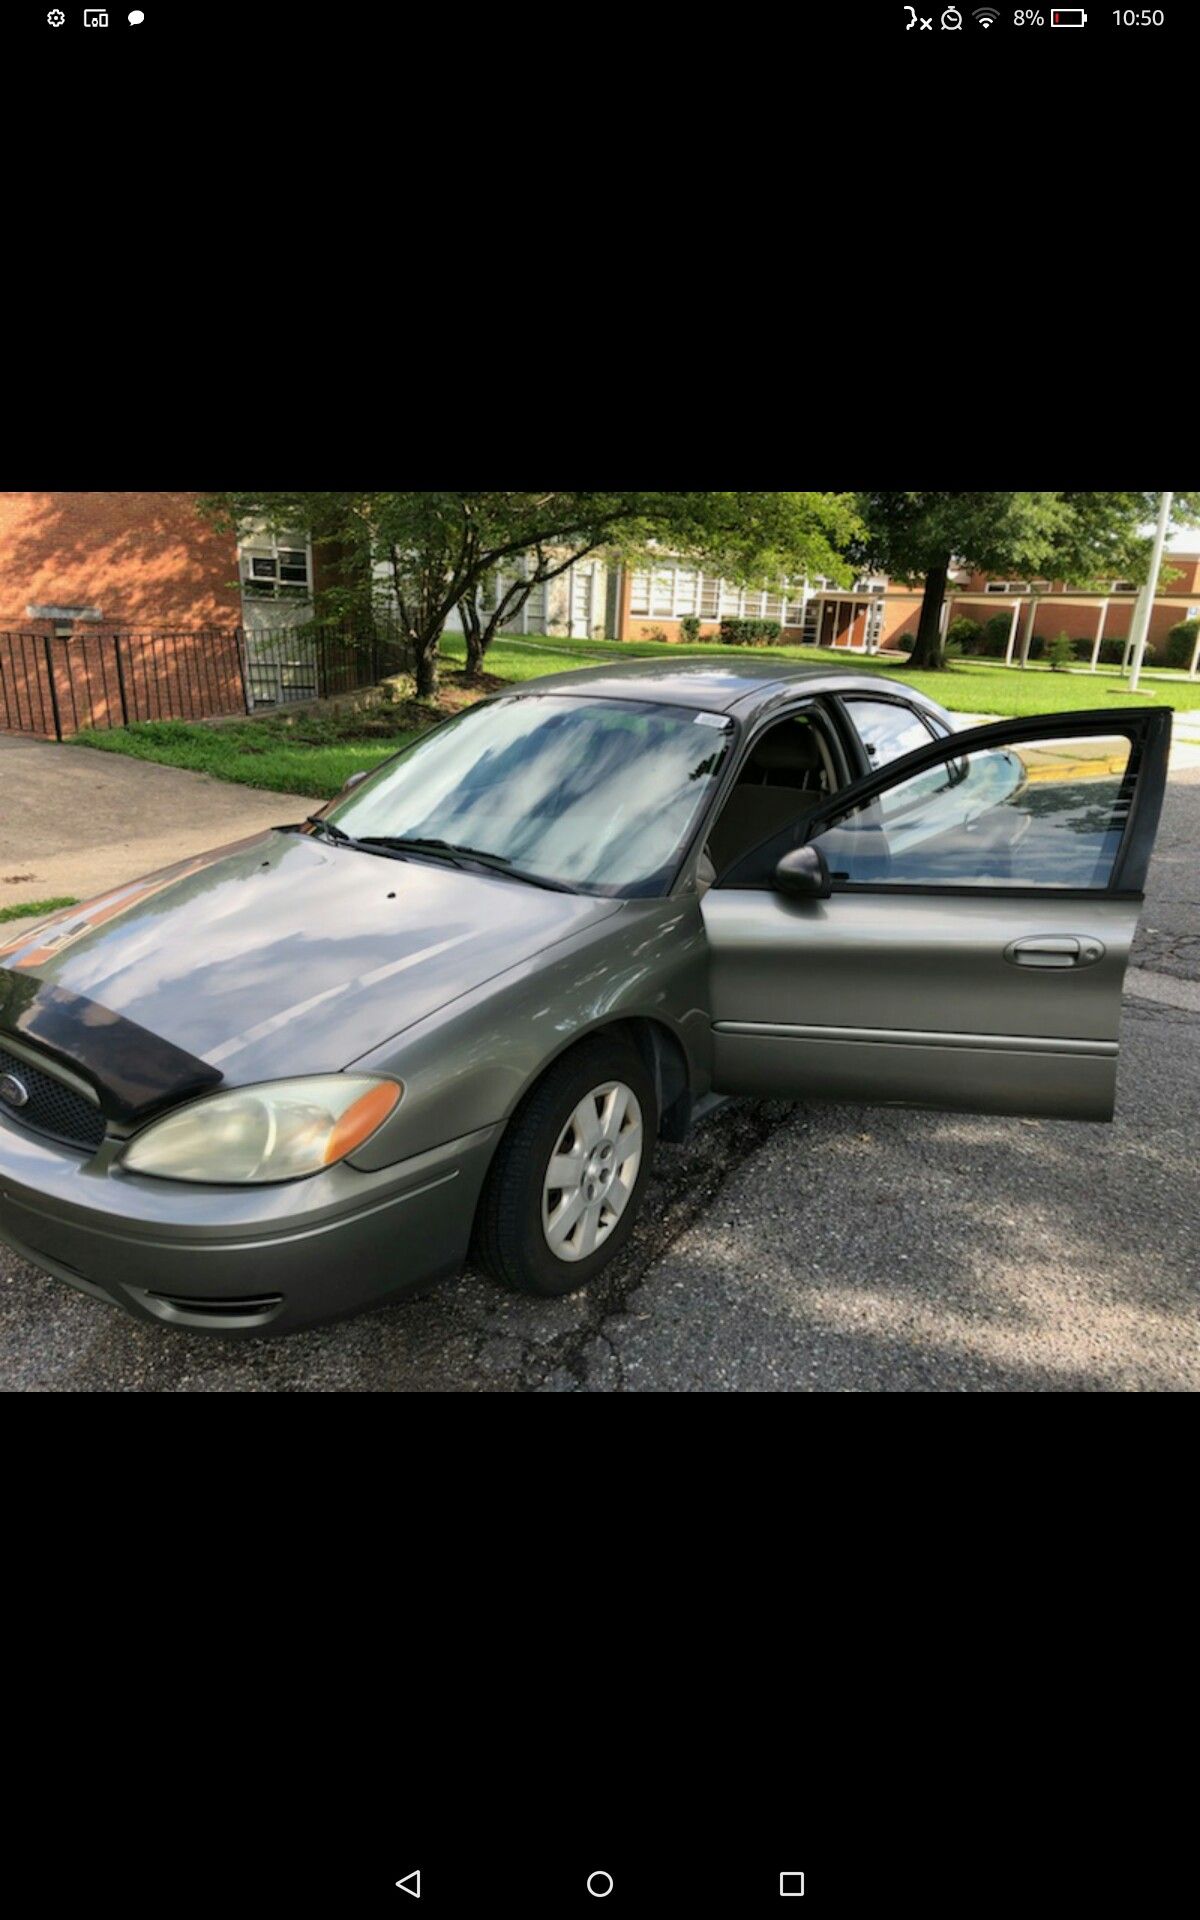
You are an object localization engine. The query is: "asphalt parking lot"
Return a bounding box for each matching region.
[1,769,1197,1393]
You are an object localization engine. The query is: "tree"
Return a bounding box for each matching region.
[853,493,1072,670]
[202,491,863,698]
[852,491,1200,670]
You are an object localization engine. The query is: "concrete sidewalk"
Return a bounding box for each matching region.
[0,735,313,909]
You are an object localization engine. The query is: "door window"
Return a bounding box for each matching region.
[842,697,938,767]
[811,732,1134,890]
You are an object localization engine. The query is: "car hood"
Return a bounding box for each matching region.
[0,830,623,1087]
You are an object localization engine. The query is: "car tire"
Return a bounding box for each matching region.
[473,1035,657,1298]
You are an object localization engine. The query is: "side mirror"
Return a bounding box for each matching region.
[341,769,370,794]
[773,843,832,900]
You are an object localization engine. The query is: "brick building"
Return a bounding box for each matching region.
[612,551,1200,663]
[0,491,242,632]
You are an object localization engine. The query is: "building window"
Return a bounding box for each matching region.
[719,579,743,616]
[651,570,675,618]
[241,533,312,602]
[631,561,807,627]
[673,569,699,617]
[1111,580,1137,594]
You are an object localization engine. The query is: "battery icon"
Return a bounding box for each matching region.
[1051,7,1087,21]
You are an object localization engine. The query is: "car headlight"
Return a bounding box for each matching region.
[122,1076,402,1184]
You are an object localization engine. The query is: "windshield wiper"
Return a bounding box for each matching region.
[357,835,467,866]
[306,813,358,846]
[357,837,580,893]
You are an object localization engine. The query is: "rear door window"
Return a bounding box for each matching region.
[842,697,938,769]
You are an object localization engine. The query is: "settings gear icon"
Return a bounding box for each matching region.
[47,7,66,22]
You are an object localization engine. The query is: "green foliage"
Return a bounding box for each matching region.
[853,492,1074,584]
[946,615,982,657]
[1166,618,1199,669]
[1047,632,1076,672]
[678,615,702,646]
[979,612,1015,657]
[852,491,1200,670]
[718,617,783,646]
[203,491,865,694]
[0,896,78,925]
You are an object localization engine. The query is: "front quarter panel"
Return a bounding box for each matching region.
[345,899,711,1171]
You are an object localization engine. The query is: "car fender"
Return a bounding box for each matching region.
[344,898,712,1172]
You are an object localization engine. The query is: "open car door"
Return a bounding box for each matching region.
[702,708,1170,1121]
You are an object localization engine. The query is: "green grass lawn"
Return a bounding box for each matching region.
[439,633,667,679]
[65,630,1200,803]
[70,716,419,800]
[0,896,78,925]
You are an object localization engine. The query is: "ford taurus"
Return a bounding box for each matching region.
[0,658,1169,1333]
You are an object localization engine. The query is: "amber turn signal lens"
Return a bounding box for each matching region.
[323,1080,402,1163]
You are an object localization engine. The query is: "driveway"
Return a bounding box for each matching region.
[0,734,312,909]
[0,765,1196,1393]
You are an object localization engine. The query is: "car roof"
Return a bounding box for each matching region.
[505,653,935,717]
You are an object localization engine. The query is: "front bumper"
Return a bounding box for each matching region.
[0,1109,500,1335]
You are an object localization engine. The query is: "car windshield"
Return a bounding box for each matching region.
[327,694,733,896]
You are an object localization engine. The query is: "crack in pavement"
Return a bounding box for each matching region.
[513,1098,798,1392]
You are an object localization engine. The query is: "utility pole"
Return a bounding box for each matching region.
[1128,492,1174,693]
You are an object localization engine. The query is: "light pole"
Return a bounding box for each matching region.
[1128,491,1174,693]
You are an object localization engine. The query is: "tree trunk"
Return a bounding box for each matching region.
[413,637,439,700]
[907,560,950,670]
[458,597,486,677]
[458,579,533,676]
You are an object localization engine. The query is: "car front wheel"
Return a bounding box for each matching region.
[473,1036,657,1297]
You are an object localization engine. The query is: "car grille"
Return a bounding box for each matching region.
[0,1042,106,1154]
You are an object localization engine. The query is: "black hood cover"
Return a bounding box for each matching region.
[0,970,222,1125]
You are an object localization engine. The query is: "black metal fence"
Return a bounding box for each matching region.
[0,622,414,738]
[243,622,413,710]
[0,628,247,738]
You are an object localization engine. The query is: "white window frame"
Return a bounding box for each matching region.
[629,562,809,626]
[240,531,314,603]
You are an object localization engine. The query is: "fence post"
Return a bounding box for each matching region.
[42,636,64,741]
[235,627,253,713]
[112,634,130,727]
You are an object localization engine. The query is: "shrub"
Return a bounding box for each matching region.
[964,612,1022,658]
[1166,618,1199,670]
[679,615,701,646]
[946,616,982,657]
[1094,635,1128,665]
[718,617,782,647]
[1047,632,1075,672]
[640,626,671,644]
[980,613,1015,658]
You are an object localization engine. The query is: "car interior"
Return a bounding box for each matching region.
[704,711,840,881]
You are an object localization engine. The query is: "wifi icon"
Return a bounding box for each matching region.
[973,5,1000,21]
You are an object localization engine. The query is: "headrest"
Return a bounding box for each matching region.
[751,724,823,772]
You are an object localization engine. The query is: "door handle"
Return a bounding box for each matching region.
[1003,936,1105,969]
